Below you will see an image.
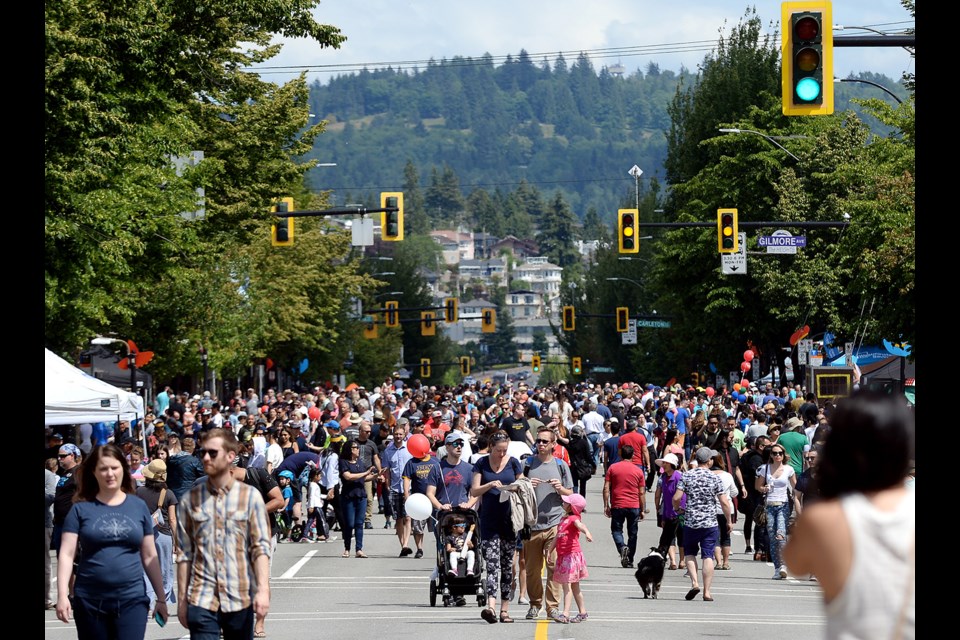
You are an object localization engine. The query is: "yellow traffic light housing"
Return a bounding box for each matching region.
[385,301,399,328]
[531,354,541,373]
[381,192,404,241]
[562,306,576,332]
[363,315,379,339]
[459,356,471,377]
[618,209,639,254]
[481,308,496,333]
[781,1,833,116]
[616,307,629,333]
[444,297,458,323]
[572,357,582,375]
[717,209,739,254]
[271,197,295,246]
[421,311,436,336]
[420,358,431,378]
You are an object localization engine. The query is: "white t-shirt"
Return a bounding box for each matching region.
[714,470,737,515]
[756,464,795,502]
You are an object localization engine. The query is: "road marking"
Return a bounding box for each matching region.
[279,550,317,578]
[535,619,550,640]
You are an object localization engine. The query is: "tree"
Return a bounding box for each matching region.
[531,329,549,355]
[480,287,519,365]
[537,191,581,268]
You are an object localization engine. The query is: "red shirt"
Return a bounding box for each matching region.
[553,444,571,465]
[617,431,648,467]
[605,460,646,509]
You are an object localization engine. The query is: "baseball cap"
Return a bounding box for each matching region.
[561,493,586,515]
[695,447,718,463]
[324,420,341,430]
[444,432,465,445]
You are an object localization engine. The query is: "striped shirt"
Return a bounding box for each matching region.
[176,477,271,612]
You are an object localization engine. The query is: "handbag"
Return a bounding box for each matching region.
[151,488,167,528]
[753,503,767,528]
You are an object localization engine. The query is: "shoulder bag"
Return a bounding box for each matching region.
[152,488,167,528]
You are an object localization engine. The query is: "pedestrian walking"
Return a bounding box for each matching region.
[548,493,593,624]
[602,444,646,568]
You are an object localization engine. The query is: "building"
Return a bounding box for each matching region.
[505,289,544,320]
[511,257,563,316]
[491,235,539,261]
[430,229,474,264]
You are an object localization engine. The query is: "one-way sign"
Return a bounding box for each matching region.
[721,232,747,275]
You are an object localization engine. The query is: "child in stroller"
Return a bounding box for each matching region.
[444,514,476,578]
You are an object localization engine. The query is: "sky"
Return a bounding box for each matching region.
[253,0,914,87]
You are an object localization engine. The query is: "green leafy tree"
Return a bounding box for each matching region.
[480,287,519,365]
[537,191,581,267]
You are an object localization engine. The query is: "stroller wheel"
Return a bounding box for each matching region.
[429,579,437,607]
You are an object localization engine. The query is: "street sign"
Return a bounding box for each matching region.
[352,217,374,246]
[845,342,854,367]
[721,232,747,274]
[622,319,637,344]
[797,338,812,365]
[636,319,672,329]
[759,229,807,254]
[628,165,643,178]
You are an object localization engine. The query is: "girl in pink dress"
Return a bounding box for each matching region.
[548,493,593,623]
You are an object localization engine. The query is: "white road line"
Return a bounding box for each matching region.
[279,550,318,578]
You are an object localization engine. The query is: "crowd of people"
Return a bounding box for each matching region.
[45,375,914,637]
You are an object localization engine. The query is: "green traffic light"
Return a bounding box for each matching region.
[796,77,821,101]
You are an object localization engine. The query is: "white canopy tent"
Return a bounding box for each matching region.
[45,348,145,426]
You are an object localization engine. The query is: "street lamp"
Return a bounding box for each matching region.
[91,336,138,397]
[374,291,404,299]
[371,272,396,277]
[605,276,644,289]
[835,78,903,104]
[718,128,802,164]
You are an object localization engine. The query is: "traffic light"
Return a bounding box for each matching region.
[481,308,496,333]
[717,208,739,254]
[363,315,378,339]
[385,300,399,328]
[572,357,582,375]
[459,356,471,377]
[270,197,295,246]
[616,307,629,333]
[781,2,833,116]
[421,311,436,336]
[381,192,404,241]
[444,297,458,323]
[562,306,576,332]
[531,354,541,373]
[618,208,639,254]
[420,358,431,378]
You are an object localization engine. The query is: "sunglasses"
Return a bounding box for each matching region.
[535,438,554,445]
[448,441,465,448]
[58,453,72,459]
[491,434,510,442]
[771,451,784,456]
[199,449,221,459]
[804,456,816,461]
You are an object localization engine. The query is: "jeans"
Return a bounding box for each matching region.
[610,507,640,564]
[144,531,176,606]
[186,603,254,640]
[765,502,790,569]
[587,432,603,467]
[341,495,368,552]
[71,593,149,640]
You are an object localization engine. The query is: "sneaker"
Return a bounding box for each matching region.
[466,570,475,576]
[364,522,373,529]
[525,606,540,619]
[384,521,393,529]
[448,569,459,577]
[744,545,754,554]
[400,547,413,557]
[779,567,788,579]
[772,571,783,580]
[414,549,424,559]
[620,545,630,568]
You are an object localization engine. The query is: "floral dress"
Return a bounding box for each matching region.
[553,514,589,583]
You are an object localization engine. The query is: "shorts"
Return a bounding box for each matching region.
[682,525,719,560]
[412,517,433,534]
[390,489,406,519]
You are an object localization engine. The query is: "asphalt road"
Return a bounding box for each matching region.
[46,479,826,640]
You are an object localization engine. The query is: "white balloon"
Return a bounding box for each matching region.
[405,493,433,521]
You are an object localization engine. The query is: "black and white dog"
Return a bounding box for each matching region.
[634,547,667,599]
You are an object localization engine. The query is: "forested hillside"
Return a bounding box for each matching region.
[305,50,907,231]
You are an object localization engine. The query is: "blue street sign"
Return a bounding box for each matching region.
[758,235,807,247]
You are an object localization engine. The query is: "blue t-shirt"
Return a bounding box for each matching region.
[602,436,621,467]
[92,422,113,447]
[674,407,691,435]
[282,485,294,513]
[403,456,442,497]
[472,456,522,539]
[426,458,474,508]
[63,495,153,600]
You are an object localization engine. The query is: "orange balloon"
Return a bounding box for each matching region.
[733,383,741,392]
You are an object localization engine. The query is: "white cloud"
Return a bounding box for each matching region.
[256,0,913,86]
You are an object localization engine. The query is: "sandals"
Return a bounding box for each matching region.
[499,611,514,623]
[341,550,350,558]
[571,613,589,623]
[551,611,569,624]
[481,607,498,624]
[254,631,267,638]
[356,551,367,558]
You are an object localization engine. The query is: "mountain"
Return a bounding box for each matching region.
[305,51,908,229]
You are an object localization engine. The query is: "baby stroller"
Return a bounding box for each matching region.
[430,507,485,608]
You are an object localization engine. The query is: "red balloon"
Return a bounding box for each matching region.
[705,386,716,397]
[308,406,321,421]
[407,433,430,458]
[741,361,751,372]
[743,350,755,362]
[740,378,750,388]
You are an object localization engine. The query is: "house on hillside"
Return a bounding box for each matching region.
[512,257,563,316]
[491,235,539,261]
[506,289,544,320]
[430,229,474,264]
